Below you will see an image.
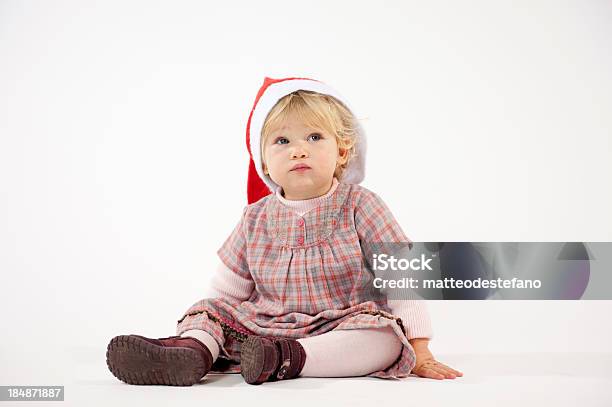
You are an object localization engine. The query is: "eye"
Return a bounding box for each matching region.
[274,137,289,145]
[308,133,322,142]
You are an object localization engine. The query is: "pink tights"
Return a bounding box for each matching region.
[182,326,403,378]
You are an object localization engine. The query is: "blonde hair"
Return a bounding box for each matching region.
[260,90,359,180]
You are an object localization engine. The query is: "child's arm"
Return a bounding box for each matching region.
[209,207,256,302]
[353,189,462,379]
[388,299,463,379]
[408,337,463,380]
[205,261,255,302]
[387,299,433,340]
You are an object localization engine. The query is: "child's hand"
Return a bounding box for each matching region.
[409,338,463,380]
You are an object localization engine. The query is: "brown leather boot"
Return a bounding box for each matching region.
[106,334,213,386]
[240,336,306,385]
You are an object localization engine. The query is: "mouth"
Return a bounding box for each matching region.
[290,164,311,172]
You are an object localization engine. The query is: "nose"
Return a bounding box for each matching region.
[290,142,309,159]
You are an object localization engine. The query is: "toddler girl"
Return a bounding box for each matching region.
[106,76,463,385]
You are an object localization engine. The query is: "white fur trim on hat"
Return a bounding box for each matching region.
[249,79,367,193]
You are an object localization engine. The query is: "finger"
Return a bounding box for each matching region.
[429,364,457,379]
[438,365,460,377]
[412,366,437,379]
[421,367,445,380]
[432,367,456,379]
[432,362,463,377]
[442,366,464,376]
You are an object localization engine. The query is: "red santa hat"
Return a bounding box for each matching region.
[246,76,367,204]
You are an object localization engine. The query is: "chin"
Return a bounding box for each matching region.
[281,176,314,188]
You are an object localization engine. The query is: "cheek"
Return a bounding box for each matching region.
[263,147,275,161]
[265,151,283,170]
[314,149,339,170]
[325,144,340,162]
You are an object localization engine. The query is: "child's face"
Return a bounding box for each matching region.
[262,113,342,200]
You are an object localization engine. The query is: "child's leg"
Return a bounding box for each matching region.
[181,329,220,361]
[297,326,403,377]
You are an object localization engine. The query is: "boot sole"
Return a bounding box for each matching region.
[240,336,278,385]
[106,335,207,386]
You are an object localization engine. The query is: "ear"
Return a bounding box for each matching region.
[337,148,347,165]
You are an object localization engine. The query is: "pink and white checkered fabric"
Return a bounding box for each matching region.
[176,182,417,379]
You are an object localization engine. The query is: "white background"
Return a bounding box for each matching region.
[1,1,611,405]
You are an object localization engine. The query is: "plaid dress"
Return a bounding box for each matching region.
[176,181,417,379]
